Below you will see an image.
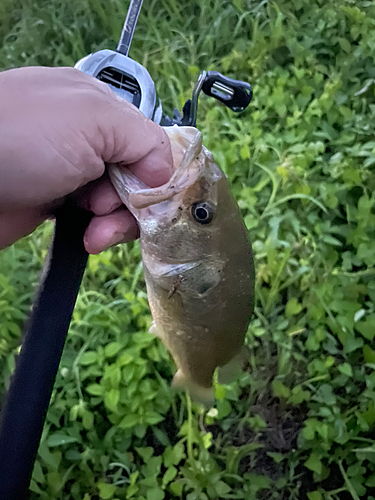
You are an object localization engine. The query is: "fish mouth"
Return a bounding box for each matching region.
[164,126,201,171]
[108,126,207,213]
[108,125,225,220]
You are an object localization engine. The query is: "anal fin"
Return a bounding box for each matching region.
[172,369,215,408]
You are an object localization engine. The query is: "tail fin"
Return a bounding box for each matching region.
[172,369,215,408]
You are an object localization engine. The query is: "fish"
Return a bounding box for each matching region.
[109,126,254,406]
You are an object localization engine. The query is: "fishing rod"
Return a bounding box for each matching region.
[0,1,252,498]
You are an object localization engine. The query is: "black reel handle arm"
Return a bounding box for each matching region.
[202,71,252,112]
[161,70,253,127]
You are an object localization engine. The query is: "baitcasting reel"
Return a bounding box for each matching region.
[75,0,252,127]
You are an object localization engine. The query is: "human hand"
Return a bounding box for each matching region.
[0,66,173,253]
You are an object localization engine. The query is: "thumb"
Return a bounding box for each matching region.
[90,87,174,188]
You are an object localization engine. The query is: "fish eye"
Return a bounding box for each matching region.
[191,202,214,225]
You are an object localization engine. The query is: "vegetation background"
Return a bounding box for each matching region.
[1,0,375,498]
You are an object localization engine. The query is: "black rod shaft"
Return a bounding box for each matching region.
[0,206,91,500]
[117,0,144,56]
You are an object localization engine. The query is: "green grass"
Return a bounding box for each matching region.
[1,0,375,498]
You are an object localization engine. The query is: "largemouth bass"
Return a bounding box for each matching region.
[109,126,254,405]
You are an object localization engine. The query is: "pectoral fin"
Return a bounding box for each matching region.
[148,321,164,339]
